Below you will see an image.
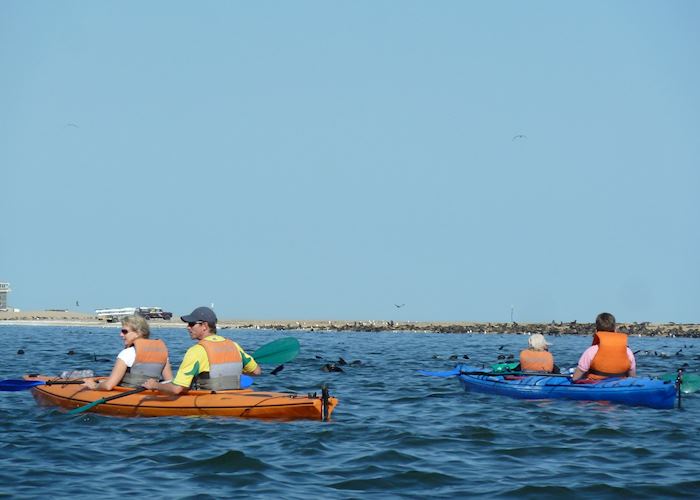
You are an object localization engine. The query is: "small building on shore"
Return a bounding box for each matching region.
[0,282,10,311]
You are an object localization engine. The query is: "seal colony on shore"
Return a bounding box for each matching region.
[1,310,699,337]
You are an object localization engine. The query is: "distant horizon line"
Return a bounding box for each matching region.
[0,310,697,327]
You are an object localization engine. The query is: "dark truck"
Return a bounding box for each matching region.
[136,307,173,320]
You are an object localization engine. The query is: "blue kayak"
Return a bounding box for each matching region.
[456,364,677,409]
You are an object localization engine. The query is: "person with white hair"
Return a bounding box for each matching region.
[514,333,560,373]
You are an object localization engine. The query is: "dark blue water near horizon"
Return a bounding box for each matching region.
[1,325,699,499]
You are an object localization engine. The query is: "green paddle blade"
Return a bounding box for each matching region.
[253,337,300,365]
[660,373,700,394]
[68,387,146,415]
[68,397,109,415]
[491,362,519,373]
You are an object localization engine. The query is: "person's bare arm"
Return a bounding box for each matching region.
[572,367,585,381]
[84,359,128,390]
[143,379,186,394]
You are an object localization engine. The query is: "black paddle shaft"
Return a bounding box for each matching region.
[100,387,147,403]
[461,370,571,378]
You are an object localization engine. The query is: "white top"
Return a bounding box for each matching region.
[117,346,136,367]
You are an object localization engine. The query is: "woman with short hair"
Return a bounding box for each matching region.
[84,315,173,391]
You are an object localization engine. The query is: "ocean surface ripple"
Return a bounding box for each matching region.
[1,325,698,499]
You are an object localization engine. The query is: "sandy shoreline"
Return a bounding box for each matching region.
[1,310,699,337]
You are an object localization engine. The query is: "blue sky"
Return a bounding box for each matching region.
[1,2,698,323]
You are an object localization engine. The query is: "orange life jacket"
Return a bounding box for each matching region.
[195,338,243,390]
[519,349,554,372]
[121,338,169,387]
[588,331,631,380]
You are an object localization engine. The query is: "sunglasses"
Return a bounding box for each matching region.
[120,329,130,334]
[187,321,204,328]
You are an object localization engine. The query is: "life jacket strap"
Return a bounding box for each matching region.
[120,372,151,387]
[588,368,628,377]
[194,374,241,391]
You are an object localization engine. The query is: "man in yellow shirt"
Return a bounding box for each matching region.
[144,306,261,394]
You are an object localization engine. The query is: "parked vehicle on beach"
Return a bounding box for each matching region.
[96,306,173,322]
[136,307,173,320]
[96,307,137,323]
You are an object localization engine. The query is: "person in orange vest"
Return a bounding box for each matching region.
[143,306,261,394]
[84,314,173,390]
[572,312,637,381]
[515,333,560,373]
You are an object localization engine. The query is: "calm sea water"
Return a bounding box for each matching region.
[1,325,698,499]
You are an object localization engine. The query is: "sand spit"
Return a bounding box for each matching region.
[1,310,699,337]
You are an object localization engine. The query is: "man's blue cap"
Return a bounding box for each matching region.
[181,306,217,325]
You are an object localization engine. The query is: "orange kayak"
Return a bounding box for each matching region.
[25,375,338,420]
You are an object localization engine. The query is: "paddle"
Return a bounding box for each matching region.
[67,374,255,415]
[659,372,700,394]
[0,379,86,392]
[491,362,519,373]
[416,367,462,378]
[68,387,146,415]
[417,368,572,378]
[252,337,300,365]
